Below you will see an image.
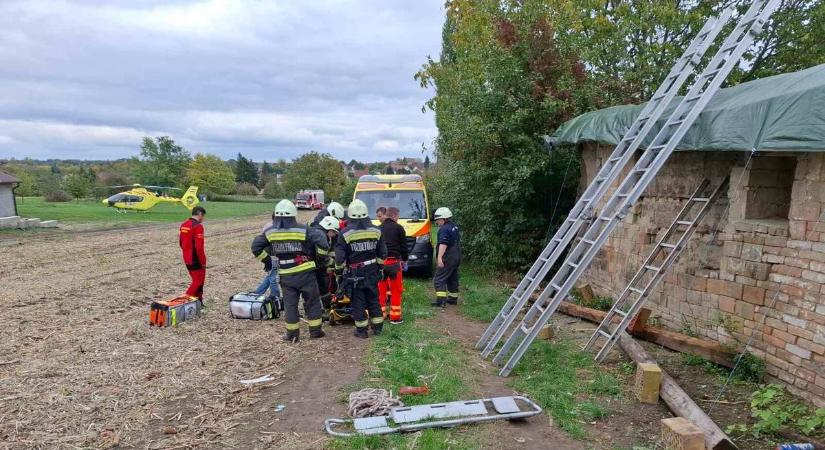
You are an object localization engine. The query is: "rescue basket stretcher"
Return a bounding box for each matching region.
[324,395,542,437]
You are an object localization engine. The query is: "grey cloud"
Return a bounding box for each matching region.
[0,0,442,161]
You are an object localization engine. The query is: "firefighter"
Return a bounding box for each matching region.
[311,201,345,227]
[378,206,408,324]
[253,199,329,342]
[313,215,340,312]
[179,206,207,303]
[335,199,387,338]
[432,207,461,307]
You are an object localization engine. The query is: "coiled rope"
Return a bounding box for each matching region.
[347,388,404,418]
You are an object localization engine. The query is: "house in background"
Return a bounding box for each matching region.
[551,64,825,407]
[0,170,20,217]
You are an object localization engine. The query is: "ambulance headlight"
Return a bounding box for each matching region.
[416,234,430,244]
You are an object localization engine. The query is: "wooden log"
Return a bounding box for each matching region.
[557,301,734,367]
[618,332,738,450]
[628,307,651,334]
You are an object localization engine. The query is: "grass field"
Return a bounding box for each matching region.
[15,197,274,224]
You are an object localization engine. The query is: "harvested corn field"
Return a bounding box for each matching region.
[0,213,365,449]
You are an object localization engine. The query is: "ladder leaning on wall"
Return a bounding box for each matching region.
[480,0,782,377]
[584,177,729,362]
[475,7,732,360]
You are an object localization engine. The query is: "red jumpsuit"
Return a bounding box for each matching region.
[180,218,206,300]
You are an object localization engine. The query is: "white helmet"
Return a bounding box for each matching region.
[348,199,369,219]
[433,207,453,220]
[327,201,344,219]
[319,215,340,231]
[274,199,297,217]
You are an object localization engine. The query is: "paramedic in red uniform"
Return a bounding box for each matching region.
[378,207,408,324]
[180,206,207,302]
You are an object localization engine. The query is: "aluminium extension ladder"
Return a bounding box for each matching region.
[490,0,781,377]
[584,177,729,362]
[474,9,731,358]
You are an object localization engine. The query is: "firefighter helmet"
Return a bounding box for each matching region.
[327,201,344,219]
[274,199,297,217]
[319,215,340,231]
[348,199,369,219]
[433,207,453,220]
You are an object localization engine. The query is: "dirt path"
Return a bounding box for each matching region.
[426,307,582,450]
[0,213,366,449]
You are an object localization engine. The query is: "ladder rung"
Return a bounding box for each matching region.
[667,119,685,127]
[614,309,629,318]
[596,176,607,183]
[598,216,611,221]
[676,220,693,226]
[520,325,531,334]
[608,156,622,163]
[552,237,563,242]
[567,261,579,269]
[692,197,710,203]
[721,42,739,53]
[686,93,703,102]
[629,287,644,295]
[702,68,722,79]
[566,216,577,223]
[633,168,648,174]
[597,329,611,338]
[622,134,639,142]
[644,265,661,272]
[583,239,596,245]
[649,144,666,152]
[550,283,562,291]
[660,243,677,249]
[617,194,629,198]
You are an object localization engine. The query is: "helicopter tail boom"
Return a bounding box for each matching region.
[180,186,200,210]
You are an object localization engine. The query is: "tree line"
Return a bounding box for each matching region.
[1,136,423,203]
[416,0,825,270]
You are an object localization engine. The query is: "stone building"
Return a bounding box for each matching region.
[0,170,20,217]
[551,64,825,406]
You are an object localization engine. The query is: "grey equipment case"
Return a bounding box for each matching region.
[229,292,278,320]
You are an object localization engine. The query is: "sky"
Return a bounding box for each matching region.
[0,0,444,162]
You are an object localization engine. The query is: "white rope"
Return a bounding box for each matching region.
[347,388,403,418]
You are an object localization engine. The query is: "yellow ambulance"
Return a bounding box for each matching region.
[353,174,432,276]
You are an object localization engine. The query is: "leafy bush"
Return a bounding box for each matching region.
[734,352,765,383]
[208,194,271,203]
[263,180,285,200]
[233,182,259,196]
[728,384,825,438]
[44,190,74,202]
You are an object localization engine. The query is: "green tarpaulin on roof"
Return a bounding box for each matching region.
[549,64,825,152]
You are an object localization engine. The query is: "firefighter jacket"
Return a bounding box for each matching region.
[310,223,337,269]
[250,234,273,271]
[380,218,408,261]
[437,220,461,260]
[179,218,206,270]
[252,217,329,276]
[335,218,387,271]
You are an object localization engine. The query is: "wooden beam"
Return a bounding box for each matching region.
[557,301,735,367]
[618,333,738,450]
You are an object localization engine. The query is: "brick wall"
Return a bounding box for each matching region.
[577,143,825,407]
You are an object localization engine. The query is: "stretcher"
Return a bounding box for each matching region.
[324,395,542,437]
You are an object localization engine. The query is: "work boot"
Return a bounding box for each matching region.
[431,298,445,307]
[309,326,325,339]
[282,329,299,343]
[371,323,383,336]
[353,327,369,339]
[390,318,403,325]
[446,297,458,305]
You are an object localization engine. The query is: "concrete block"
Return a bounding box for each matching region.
[38,220,59,228]
[21,218,40,228]
[661,417,705,450]
[635,363,662,404]
[0,216,21,228]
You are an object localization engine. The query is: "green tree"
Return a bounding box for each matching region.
[282,151,348,200]
[133,136,191,187]
[2,164,38,197]
[234,152,259,186]
[263,180,286,199]
[340,178,358,204]
[416,0,586,268]
[186,153,236,195]
[62,173,93,200]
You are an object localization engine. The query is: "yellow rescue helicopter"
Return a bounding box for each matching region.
[102,184,200,212]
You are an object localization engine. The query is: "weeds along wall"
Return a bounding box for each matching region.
[576,142,825,407]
